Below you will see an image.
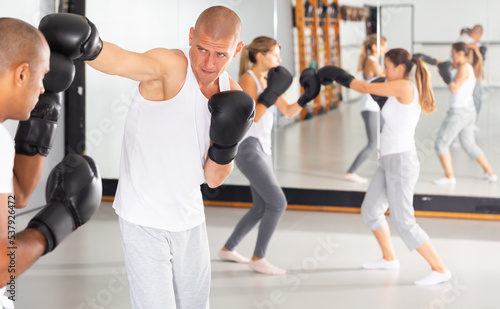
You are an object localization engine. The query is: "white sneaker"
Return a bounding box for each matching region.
[414,270,451,286]
[478,174,498,182]
[362,259,400,270]
[433,177,456,185]
[344,173,368,184]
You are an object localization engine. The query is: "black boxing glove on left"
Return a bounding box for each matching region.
[27,154,102,255]
[208,90,255,165]
[317,65,354,88]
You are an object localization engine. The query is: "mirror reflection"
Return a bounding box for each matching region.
[84,0,499,201]
[226,0,500,200]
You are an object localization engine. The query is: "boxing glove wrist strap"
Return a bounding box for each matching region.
[208,143,238,165]
[27,200,74,255]
[15,118,57,156]
[257,90,278,108]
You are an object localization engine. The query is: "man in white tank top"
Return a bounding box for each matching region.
[45,6,254,309]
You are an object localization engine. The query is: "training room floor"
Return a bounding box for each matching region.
[13,202,500,309]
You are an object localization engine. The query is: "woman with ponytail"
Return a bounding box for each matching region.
[317,48,450,285]
[345,34,387,183]
[219,36,321,275]
[433,42,496,185]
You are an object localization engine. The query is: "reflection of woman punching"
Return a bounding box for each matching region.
[318,48,451,285]
[433,42,496,185]
[345,34,387,183]
[219,36,320,275]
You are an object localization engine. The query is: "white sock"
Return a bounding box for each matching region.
[433,177,456,185]
[249,258,286,275]
[344,173,368,184]
[362,258,400,270]
[414,270,451,286]
[218,250,250,264]
[0,286,14,309]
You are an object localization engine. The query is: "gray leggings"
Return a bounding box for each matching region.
[224,137,287,258]
[473,82,483,117]
[435,105,483,159]
[348,111,382,173]
[361,151,429,251]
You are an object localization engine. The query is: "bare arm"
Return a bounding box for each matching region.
[87,42,184,83]
[350,79,414,104]
[275,95,302,118]
[12,155,45,209]
[448,64,468,94]
[0,193,46,287]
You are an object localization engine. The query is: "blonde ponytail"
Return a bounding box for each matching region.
[238,45,251,77]
[413,58,436,114]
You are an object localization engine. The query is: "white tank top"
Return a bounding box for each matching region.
[449,63,475,109]
[380,81,421,156]
[361,56,381,112]
[242,69,275,155]
[0,124,14,194]
[113,48,231,231]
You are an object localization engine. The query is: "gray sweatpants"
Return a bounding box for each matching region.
[348,111,383,174]
[119,218,210,309]
[224,137,287,258]
[361,151,429,251]
[435,105,483,159]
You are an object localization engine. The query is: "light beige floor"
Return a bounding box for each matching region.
[14,202,500,308]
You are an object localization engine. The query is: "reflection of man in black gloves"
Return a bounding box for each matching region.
[0,17,102,289]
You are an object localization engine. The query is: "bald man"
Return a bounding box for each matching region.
[0,17,102,300]
[0,18,50,291]
[38,6,255,308]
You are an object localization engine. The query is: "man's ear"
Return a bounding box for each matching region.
[233,41,244,58]
[189,27,194,47]
[14,63,30,87]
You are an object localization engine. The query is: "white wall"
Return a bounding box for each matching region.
[86,0,179,179]
[1,0,61,214]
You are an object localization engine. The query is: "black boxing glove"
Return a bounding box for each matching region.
[38,13,103,61]
[43,52,75,93]
[258,66,293,108]
[437,61,455,84]
[317,65,354,88]
[369,77,388,109]
[479,46,487,61]
[14,51,75,156]
[27,154,102,255]
[413,53,438,66]
[297,68,321,108]
[208,90,255,165]
[15,92,62,156]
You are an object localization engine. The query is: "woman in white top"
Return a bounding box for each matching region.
[434,42,496,184]
[317,48,450,285]
[219,36,320,275]
[345,34,387,183]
